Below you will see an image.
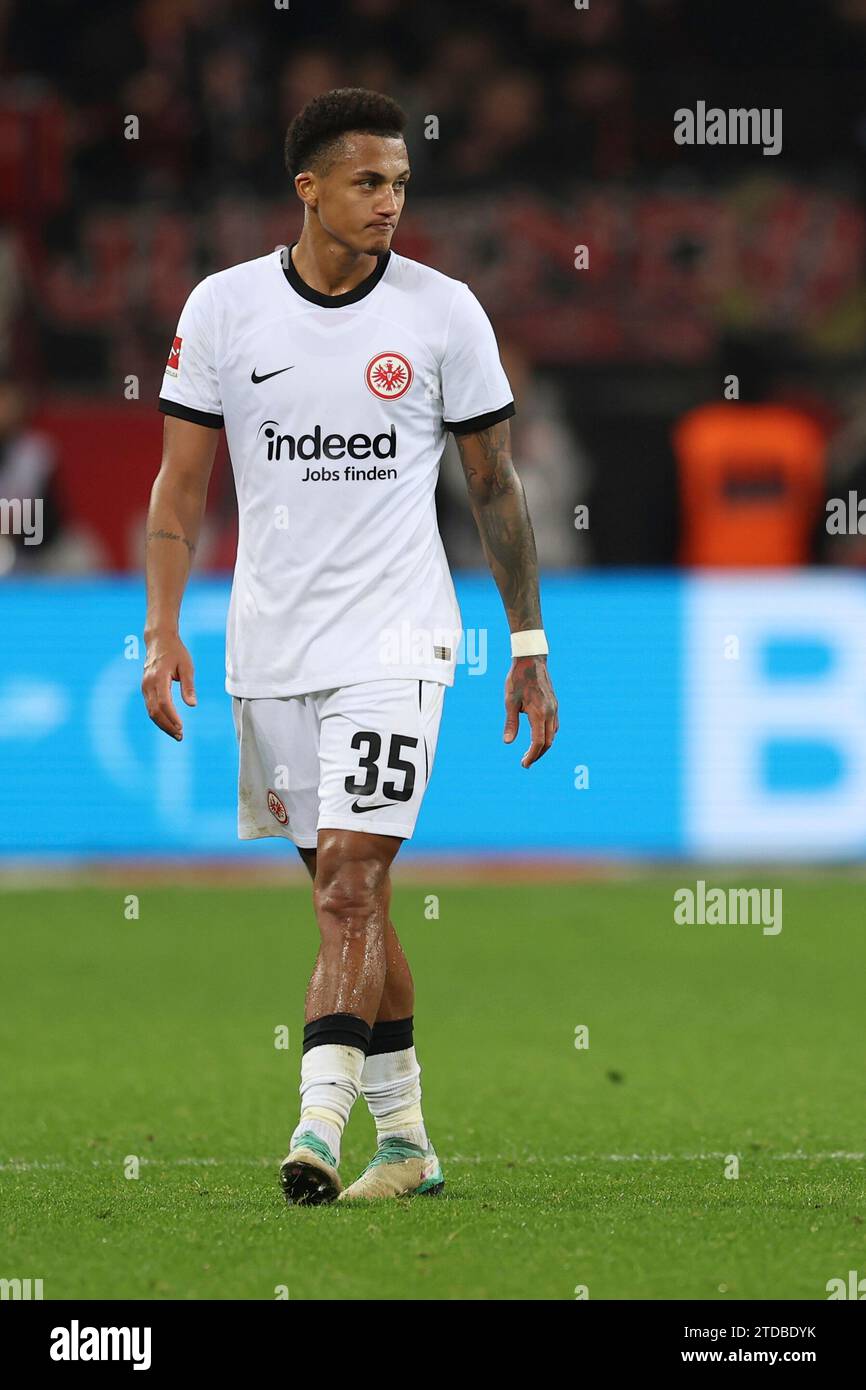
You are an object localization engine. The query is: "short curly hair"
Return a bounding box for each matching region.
[284,87,407,180]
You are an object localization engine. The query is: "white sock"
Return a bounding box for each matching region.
[290,1043,365,1166]
[361,1045,429,1151]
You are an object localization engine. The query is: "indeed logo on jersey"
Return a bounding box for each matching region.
[258,420,396,462]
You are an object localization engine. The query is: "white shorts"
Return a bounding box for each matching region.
[231,678,446,848]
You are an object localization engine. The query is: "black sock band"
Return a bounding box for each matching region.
[302,1013,372,1055]
[368,1015,414,1056]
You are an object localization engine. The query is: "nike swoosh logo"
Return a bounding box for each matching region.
[251,366,295,384]
[351,801,391,813]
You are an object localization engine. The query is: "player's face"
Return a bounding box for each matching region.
[316,134,410,256]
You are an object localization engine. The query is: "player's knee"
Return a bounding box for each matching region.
[313,853,388,928]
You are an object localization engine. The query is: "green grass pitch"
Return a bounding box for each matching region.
[1,876,864,1300]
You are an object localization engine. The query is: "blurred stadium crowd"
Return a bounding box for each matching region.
[4,0,866,575]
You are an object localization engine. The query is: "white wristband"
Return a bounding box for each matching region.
[511,628,549,658]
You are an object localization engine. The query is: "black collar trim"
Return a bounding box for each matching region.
[283,241,391,308]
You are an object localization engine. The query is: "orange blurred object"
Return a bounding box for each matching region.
[674,402,827,567]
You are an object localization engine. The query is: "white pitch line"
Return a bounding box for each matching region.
[446,1152,866,1164]
[1,1152,863,1174]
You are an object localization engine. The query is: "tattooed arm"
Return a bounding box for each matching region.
[142,415,219,739]
[455,419,559,766]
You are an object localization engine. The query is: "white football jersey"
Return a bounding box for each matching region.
[158,243,515,697]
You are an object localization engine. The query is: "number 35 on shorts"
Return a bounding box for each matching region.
[334,680,445,836]
[233,678,446,844]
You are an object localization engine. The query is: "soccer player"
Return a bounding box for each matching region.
[142,88,558,1204]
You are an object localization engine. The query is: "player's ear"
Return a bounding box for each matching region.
[293,171,317,209]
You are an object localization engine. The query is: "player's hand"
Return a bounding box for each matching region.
[503,656,559,768]
[141,631,197,741]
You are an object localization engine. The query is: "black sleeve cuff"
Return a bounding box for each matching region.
[443,400,515,437]
[159,396,224,430]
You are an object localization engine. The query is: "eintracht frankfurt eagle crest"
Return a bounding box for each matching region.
[365,351,413,400]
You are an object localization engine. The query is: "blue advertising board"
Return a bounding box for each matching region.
[1,573,864,859]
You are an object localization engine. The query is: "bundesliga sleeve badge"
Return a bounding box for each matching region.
[164,336,183,377]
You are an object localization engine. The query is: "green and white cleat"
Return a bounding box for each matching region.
[279,1131,342,1206]
[338,1137,445,1200]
